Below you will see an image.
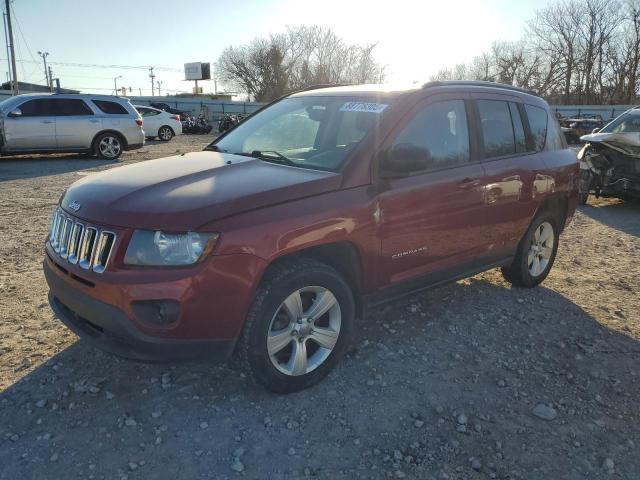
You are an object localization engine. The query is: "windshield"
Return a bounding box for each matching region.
[600,111,640,134]
[209,96,390,171]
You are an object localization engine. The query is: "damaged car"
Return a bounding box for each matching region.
[578,108,640,204]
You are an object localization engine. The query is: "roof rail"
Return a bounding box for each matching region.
[422,80,537,96]
[299,83,355,92]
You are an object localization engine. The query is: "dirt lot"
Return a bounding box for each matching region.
[1,135,639,480]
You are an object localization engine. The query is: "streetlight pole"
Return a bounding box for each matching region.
[149,67,155,96]
[37,51,49,89]
[113,75,122,96]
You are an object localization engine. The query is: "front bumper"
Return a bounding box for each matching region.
[44,257,241,363]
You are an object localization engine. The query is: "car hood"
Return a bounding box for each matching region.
[580,131,640,158]
[61,151,342,230]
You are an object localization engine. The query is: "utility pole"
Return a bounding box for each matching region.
[4,0,18,94]
[149,67,155,96]
[157,80,162,96]
[138,87,142,96]
[3,13,11,88]
[48,66,53,92]
[37,51,49,89]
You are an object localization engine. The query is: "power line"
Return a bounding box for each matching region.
[0,57,181,72]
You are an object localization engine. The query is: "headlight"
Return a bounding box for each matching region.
[124,230,219,266]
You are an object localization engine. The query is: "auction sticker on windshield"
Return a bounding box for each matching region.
[339,102,388,113]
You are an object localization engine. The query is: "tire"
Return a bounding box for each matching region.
[238,259,355,393]
[579,170,592,205]
[94,132,123,159]
[158,126,174,142]
[501,211,561,288]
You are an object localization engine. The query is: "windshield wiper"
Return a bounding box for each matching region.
[235,150,297,166]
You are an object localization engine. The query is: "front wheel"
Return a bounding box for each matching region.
[579,170,593,205]
[501,212,560,288]
[238,259,354,393]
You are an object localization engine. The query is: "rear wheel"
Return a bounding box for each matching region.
[239,259,354,393]
[158,126,174,141]
[94,133,123,159]
[501,211,560,288]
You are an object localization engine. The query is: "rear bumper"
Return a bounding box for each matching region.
[44,259,237,362]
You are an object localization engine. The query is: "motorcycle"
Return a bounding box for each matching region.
[218,114,243,133]
[181,114,213,135]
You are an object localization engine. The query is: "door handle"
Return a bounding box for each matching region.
[458,177,481,189]
[89,119,100,123]
[41,120,54,124]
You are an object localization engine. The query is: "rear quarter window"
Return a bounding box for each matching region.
[525,104,548,151]
[93,100,129,115]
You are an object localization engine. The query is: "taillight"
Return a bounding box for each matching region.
[136,118,143,126]
[170,115,180,121]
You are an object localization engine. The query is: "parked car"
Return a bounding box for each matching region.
[150,102,189,117]
[135,105,182,141]
[44,81,578,393]
[0,93,144,159]
[578,107,640,203]
[560,114,605,144]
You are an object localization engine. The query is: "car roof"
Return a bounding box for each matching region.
[289,81,545,106]
[290,83,421,98]
[6,93,131,102]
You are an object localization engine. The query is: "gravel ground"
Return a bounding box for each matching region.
[1,135,639,480]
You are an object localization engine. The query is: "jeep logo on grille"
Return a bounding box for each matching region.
[68,201,81,212]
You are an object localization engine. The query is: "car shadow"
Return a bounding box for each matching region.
[2,277,639,478]
[0,155,119,182]
[580,198,640,237]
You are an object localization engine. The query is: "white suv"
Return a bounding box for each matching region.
[0,93,144,159]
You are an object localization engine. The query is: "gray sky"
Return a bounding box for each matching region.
[4,0,547,96]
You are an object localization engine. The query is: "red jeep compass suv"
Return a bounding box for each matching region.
[44,81,578,393]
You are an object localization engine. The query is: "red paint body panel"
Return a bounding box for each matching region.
[46,242,266,340]
[47,83,579,354]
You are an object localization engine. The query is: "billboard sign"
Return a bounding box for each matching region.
[184,62,211,81]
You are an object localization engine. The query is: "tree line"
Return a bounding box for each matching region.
[215,26,385,102]
[432,0,640,105]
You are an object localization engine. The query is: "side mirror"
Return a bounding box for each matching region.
[380,143,431,177]
[8,108,22,118]
[591,128,600,134]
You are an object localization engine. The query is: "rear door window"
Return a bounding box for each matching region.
[93,100,128,115]
[140,108,160,117]
[19,99,55,117]
[477,100,516,158]
[525,104,548,151]
[508,102,527,153]
[52,99,93,116]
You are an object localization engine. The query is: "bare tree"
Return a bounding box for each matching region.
[216,26,385,102]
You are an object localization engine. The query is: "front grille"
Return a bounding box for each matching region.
[48,208,116,274]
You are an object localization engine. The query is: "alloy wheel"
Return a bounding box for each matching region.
[159,127,172,141]
[267,286,341,376]
[98,136,121,158]
[527,221,554,277]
